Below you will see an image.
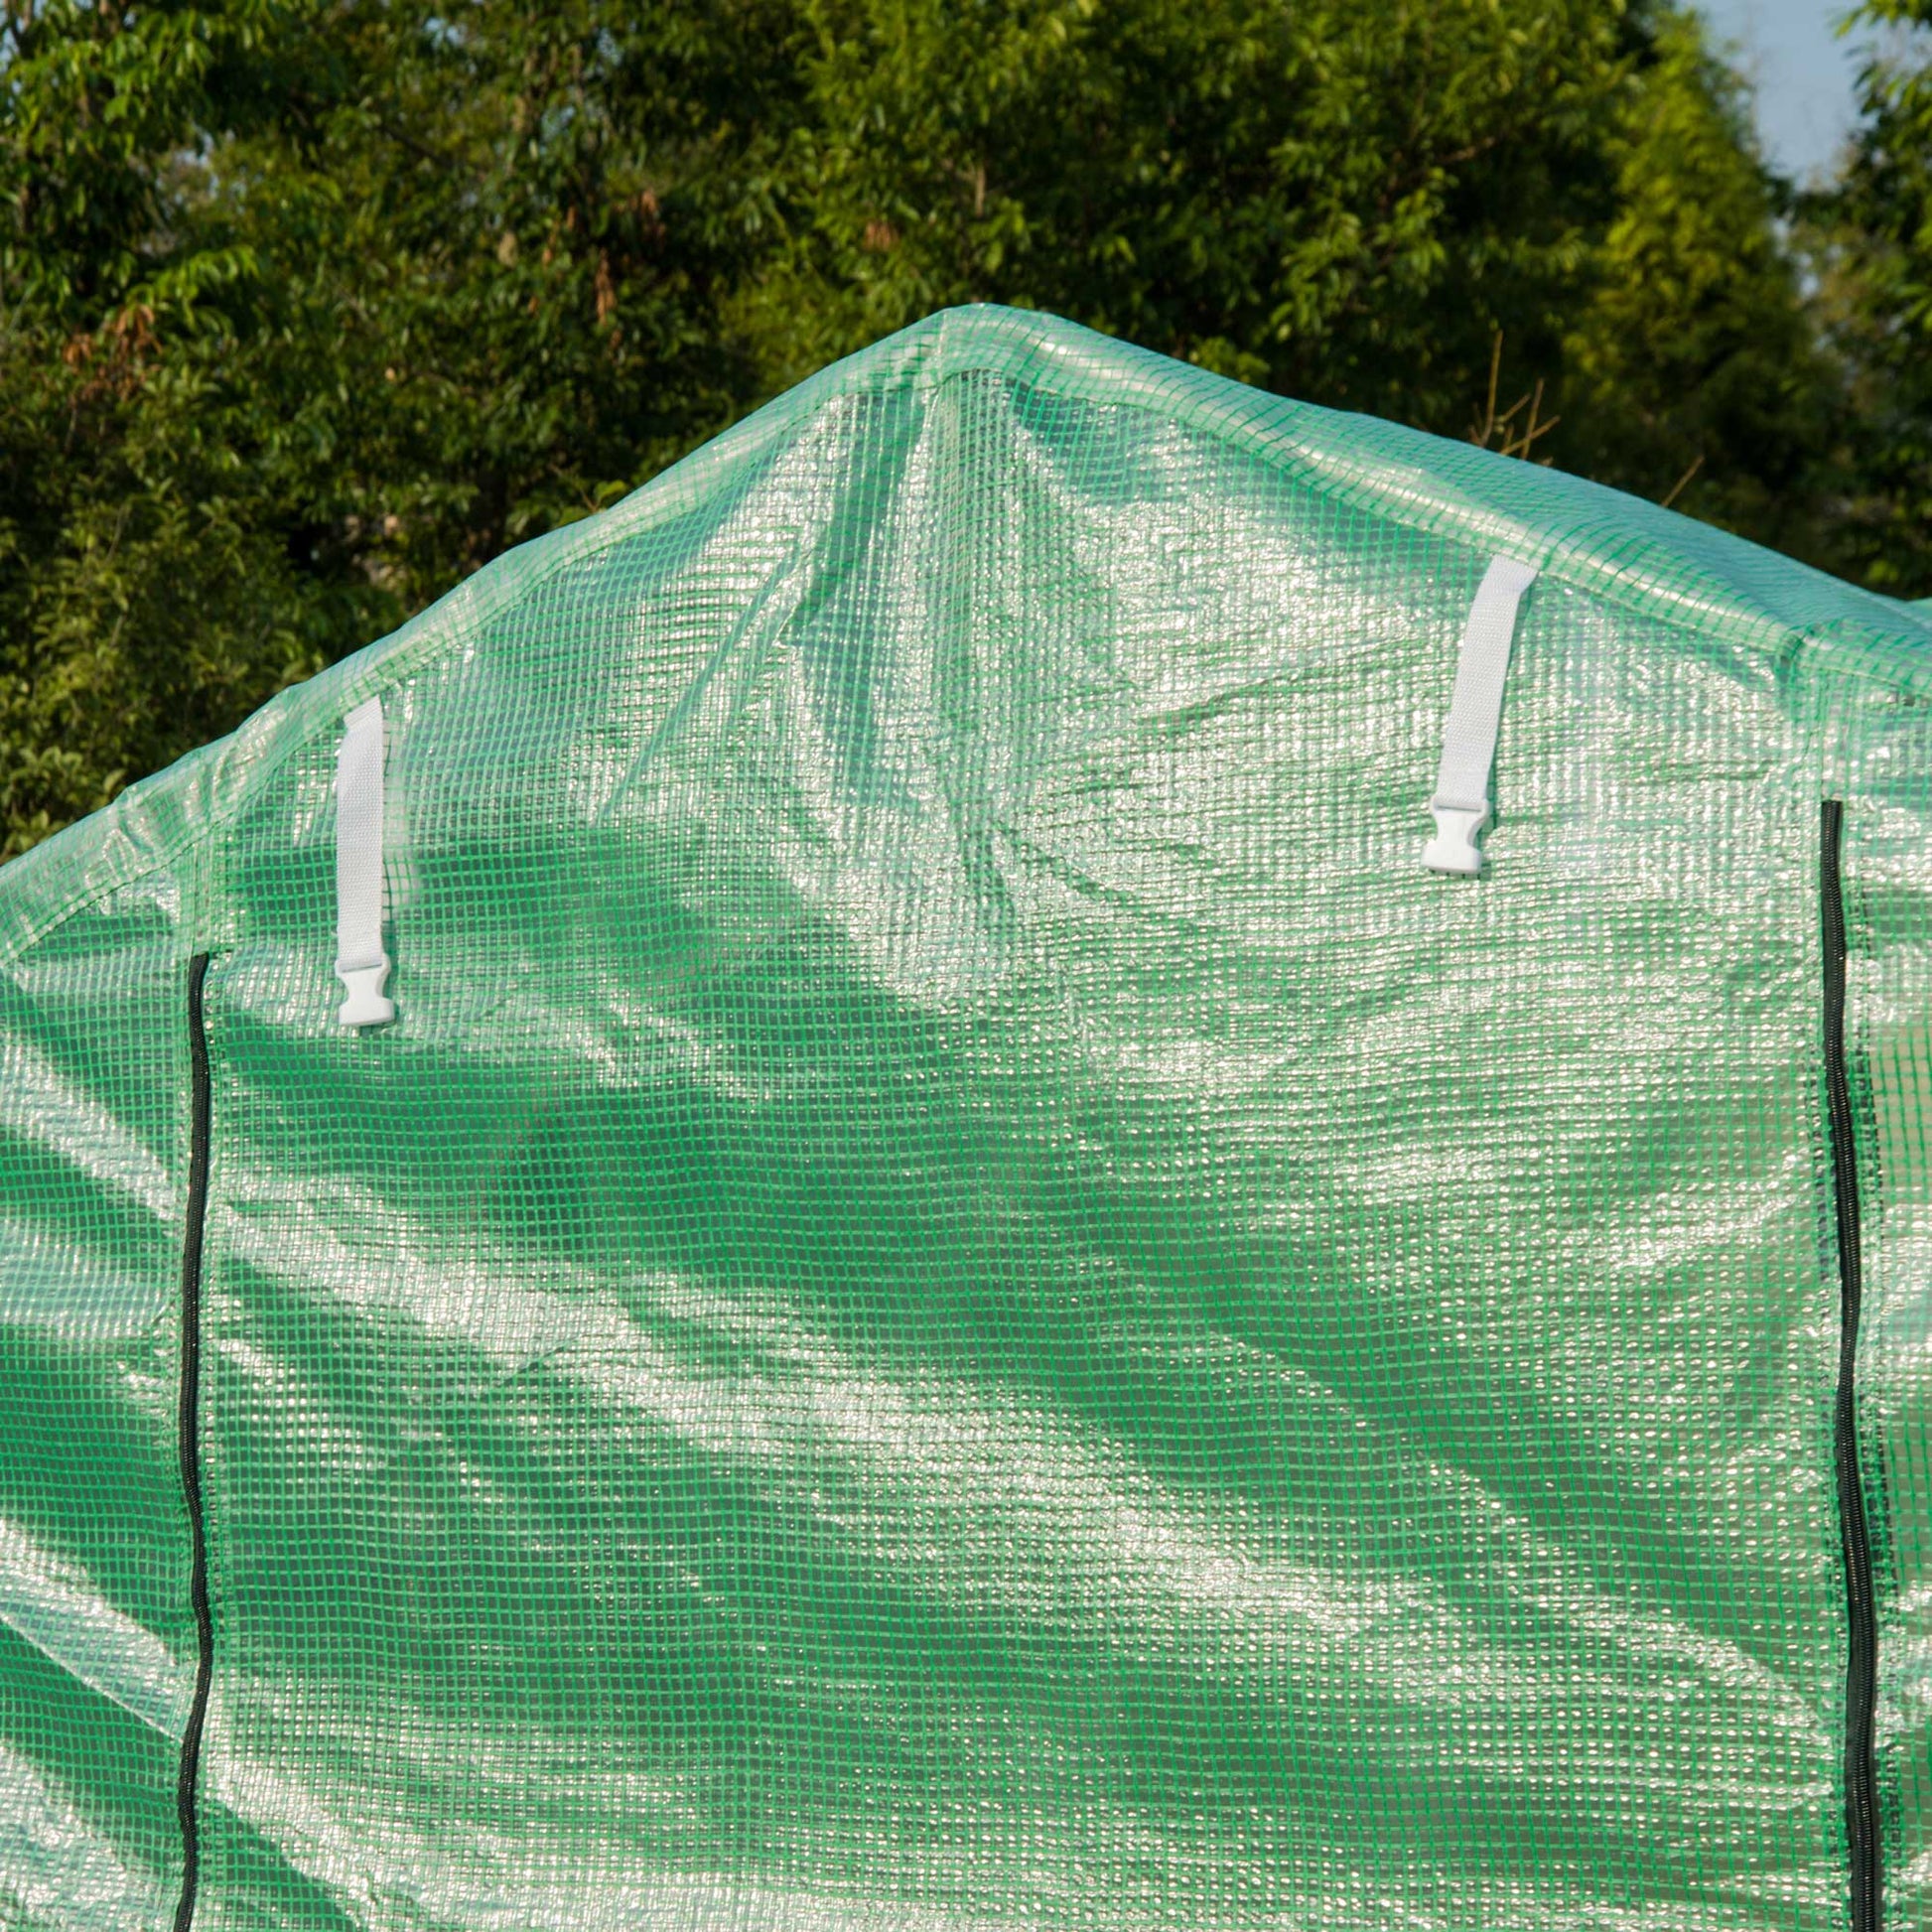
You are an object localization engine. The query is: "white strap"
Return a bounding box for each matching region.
[1423,554,1539,875]
[335,696,395,1027]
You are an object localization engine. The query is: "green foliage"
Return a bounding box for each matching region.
[0,341,332,854]
[197,0,799,603]
[1557,12,1838,558]
[0,0,796,854]
[755,0,1843,556]
[0,0,1876,856]
[759,0,1632,424]
[1816,2,1932,594]
[0,0,324,853]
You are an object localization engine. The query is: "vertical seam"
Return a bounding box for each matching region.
[173,953,214,1932]
[1822,799,1881,1932]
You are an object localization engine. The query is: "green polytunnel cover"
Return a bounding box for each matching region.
[7,303,1932,1932]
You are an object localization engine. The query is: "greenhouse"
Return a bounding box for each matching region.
[1,305,1926,1930]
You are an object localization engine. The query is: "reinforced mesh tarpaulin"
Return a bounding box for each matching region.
[5,305,1932,1931]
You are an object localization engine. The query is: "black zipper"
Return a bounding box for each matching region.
[1821,799,1881,1932]
[173,952,214,1932]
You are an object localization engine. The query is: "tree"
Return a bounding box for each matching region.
[1555,10,1840,562]
[747,0,1835,545]
[0,0,323,851]
[1816,0,1932,596]
[0,0,796,855]
[0,0,1853,857]
[198,0,801,606]
[749,0,1640,423]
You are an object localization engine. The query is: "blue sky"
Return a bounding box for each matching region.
[1696,0,1868,181]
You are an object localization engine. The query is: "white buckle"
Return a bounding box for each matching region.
[336,960,395,1030]
[1423,801,1490,876]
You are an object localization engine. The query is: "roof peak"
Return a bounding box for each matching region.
[2,303,1925,962]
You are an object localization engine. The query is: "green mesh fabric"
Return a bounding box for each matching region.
[4,305,1932,1929]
